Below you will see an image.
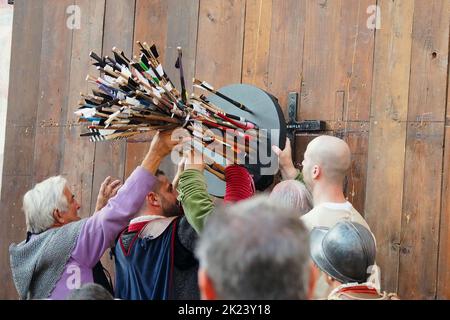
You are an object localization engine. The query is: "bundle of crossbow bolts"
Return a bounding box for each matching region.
[75,42,260,180]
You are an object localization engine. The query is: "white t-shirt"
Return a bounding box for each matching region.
[301,201,371,231]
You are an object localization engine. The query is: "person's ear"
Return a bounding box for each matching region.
[53,208,65,225]
[198,268,217,300]
[308,262,320,300]
[325,275,335,286]
[312,165,320,179]
[147,192,160,207]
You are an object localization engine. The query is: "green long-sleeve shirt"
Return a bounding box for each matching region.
[177,169,214,234]
[177,167,303,234]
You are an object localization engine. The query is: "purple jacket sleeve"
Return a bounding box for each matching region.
[71,166,157,268]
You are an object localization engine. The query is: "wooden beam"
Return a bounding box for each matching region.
[61,0,106,218]
[365,0,415,295]
[124,0,200,182]
[438,126,450,299]
[195,0,246,88]
[124,0,169,180]
[32,0,74,183]
[265,0,306,183]
[0,0,44,299]
[241,0,272,90]
[398,0,450,299]
[89,0,136,281]
[437,0,450,299]
[159,0,200,180]
[267,0,305,113]
[90,0,136,212]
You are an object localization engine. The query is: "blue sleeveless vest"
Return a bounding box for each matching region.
[114,218,178,300]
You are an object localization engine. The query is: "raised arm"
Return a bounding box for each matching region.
[177,151,255,234]
[177,150,213,234]
[272,137,304,182]
[72,130,179,268]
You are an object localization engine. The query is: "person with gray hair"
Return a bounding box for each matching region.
[195,196,318,300]
[269,180,313,216]
[66,283,114,300]
[9,130,179,299]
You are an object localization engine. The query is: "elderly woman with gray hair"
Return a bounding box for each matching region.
[9,131,178,299]
[269,180,313,216]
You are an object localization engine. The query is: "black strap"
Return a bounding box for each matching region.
[92,261,114,296]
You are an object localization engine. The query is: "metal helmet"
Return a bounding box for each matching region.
[309,220,376,284]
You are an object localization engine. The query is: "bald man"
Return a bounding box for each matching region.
[273,135,371,232]
[273,136,374,299]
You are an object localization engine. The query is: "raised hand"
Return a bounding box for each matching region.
[95,176,123,212]
[272,137,298,180]
[184,148,206,172]
[141,129,183,174]
[172,155,187,189]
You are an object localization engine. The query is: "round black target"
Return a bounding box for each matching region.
[204,84,286,197]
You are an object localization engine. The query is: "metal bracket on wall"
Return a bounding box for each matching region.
[286,92,326,152]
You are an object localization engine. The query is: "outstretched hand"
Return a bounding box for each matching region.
[149,129,181,159]
[272,137,298,180]
[184,147,206,172]
[141,129,183,174]
[172,155,187,189]
[95,176,123,212]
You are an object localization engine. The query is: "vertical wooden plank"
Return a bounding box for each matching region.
[61,0,105,218]
[90,0,136,213]
[32,0,74,183]
[133,0,167,59]
[164,0,199,92]
[437,2,450,296]
[124,0,173,180]
[267,0,305,113]
[438,127,450,299]
[266,0,306,177]
[192,0,246,182]
[401,123,445,299]
[300,0,340,120]
[400,0,450,299]
[331,0,376,122]
[161,0,200,179]
[336,0,375,214]
[406,0,449,123]
[344,130,370,213]
[365,0,415,295]
[88,0,136,282]
[241,0,272,89]
[0,0,14,195]
[0,0,44,299]
[195,0,246,88]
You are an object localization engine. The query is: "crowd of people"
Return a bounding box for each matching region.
[9,131,399,300]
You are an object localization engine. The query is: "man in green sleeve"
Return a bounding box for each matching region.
[177,152,255,234]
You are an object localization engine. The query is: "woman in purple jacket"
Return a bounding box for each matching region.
[9,131,177,300]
